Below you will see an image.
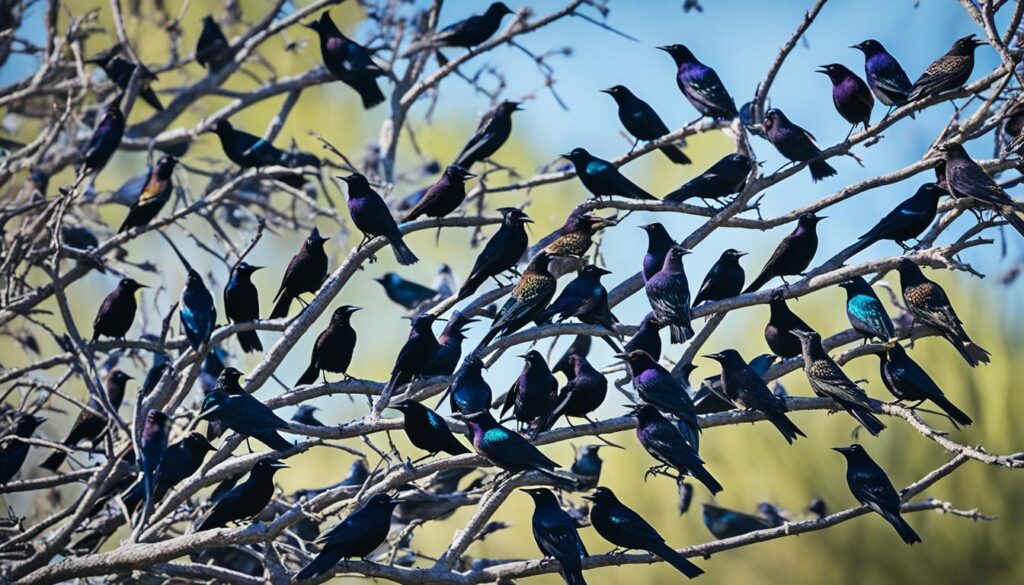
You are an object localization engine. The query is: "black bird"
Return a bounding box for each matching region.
[86,48,163,111]
[702,503,770,539]
[623,312,663,361]
[640,222,675,283]
[453,101,521,169]
[897,258,989,367]
[743,212,823,293]
[61,224,104,273]
[121,432,215,514]
[296,305,360,386]
[341,173,419,266]
[306,11,387,109]
[877,344,972,426]
[270,227,330,319]
[164,240,216,352]
[292,405,325,427]
[223,262,264,353]
[477,251,559,349]
[463,410,567,484]
[80,104,125,177]
[543,354,607,431]
[762,109,836,182]
[402,165,475,225]
[692,353,777,415]
[197,458,287,531]
[198,368,293,451]
[139,409,170,511]
[571,445,606,490]
[390,400,469,460]
[705,349,805,443]
[41,371,130,471]
[523,488,589,585]
[659,44,738,120]
[940,142,1024,237]
[422,312,476,377]
[0,413,45,484]
[851,39,913,110]
[196,15,232,70]
[645,245,694,343]
[620,350,699,451]
[458,207,532,299]
[553,335,592,380]
[665,152,754,205]
[693,248,746,306]
[208,120,318,188]
[764,290,814,359]
[562,147,657,201]
[839,276,896,342]
[792,330,886,435]
[908,35,985,102]
[537,265,620,348]
[602,85,690,164]
[845,183,944,257]
[375,272,437,310]
[406,2,514,54]
[379,314,440,414]
[91,278,146,341]
[834,444,921,544]
[295,493,401,580]
[500,350,558,431]
[584,487,703,579]
[631,404,722,494]
[447,356,493,415]
[118,156,177,233]
[818,63,873,137]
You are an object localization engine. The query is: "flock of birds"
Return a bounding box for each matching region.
[2,2,1022,583]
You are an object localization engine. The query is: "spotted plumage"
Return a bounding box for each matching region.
[908,35,985,102]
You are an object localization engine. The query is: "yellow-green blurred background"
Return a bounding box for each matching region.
[2,0,1023,583]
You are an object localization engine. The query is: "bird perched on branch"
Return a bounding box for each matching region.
[645,245,694,343]
[86,46,163,111]
[198,368,293,451]
[118,156,177,233]
[390,400,468,460]
[705,349,804,444]
[818,63,873,138]
[631,404,722,494]
[624,312,663,360]
[375,272,436,311]
[702,503,771,539]
[544,210,615,261]
[620,350,700,450]
[163,238,216,352]
[223,262,263,353]
[457,207,532,299]
[851,39,912,111]
[295,493,402,580]
[764,290,814,359]
[447,356,493,415]
[693,248,746,306]
[571,444,607,490]
[908,35,985,102]
[79,103,125,178]
[0,413,46,484]
[838,276,896,343]
[562,147,657,201]
[208,120,318,188]
[762,109,836,182]
[834,444,921,544]
[477,251,559,350]
[537,265,620,348]
[196,15,232,70]
[381,313,440,405]
[665,152,754,205]
[341,173,419,265]
[659,44,738,120]
[845,183,944,257]
[939,142,1024,237]
[876,344,973,426]
[744,212,823,293]
[639,222,675,283]
[542,354,607,432]
[422,312,476,377]
[139,409,169,513]
[453,100,521,169]
[197,458,287,531]
[463,410,570,485]
[402,165,475,227]
[523,488,589,585]
[306,10,387,109]
[270,227,330,319]
[120,432,215,514]
[404,2,514,55]
[500,350,558,432]
[92,278,146,342]
[602,85,691,165]
[41,370,130,471]
[553,334,591,380]
[296,305,360,386]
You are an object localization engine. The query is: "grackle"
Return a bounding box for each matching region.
[762,109,836,182]
[458,207,532,299]
[623,312,663,361]
[92,278,146,341]
[296,305,360,385]
[602,85,691,164]
[139,409,170,512]
[705,349,804,443]
[702,503,770,539]
[405,2,513,55]
[500,350,558,432]
[631,404,722,494]
[877,344,972,425]
[402,165,475,225]
[838,276,896,342]
[645,245,694,343]
[453,101,521,169]
[939,142,1024,237]
[562,147,657,200]
[620,350,700,450]
[295,493,402,580]
[118,156,177,233]
[197,458,287,531]
[834,444,920,544]
[908,35,985,102]
[845,183,944,257]
[818,63,873,137]
[270,227,330,319]
[224,262,264,353]
[639,222,675,283]
[571,445,606,491]
[292,405,325,427]
[0,413,46,484]
[542,354,607,431]
[375,272,437,311]
[659,44,737,120]
[665,152,753,205]
[477,251,559,349]
[693,248,746,306]
[198,368,293,451]
[523,488,589,585]
[422,312,476,377]
[537,265,619,349]
[852,40,912,110]
[340,173,419,265]
[764,290,815,359]
[306,11,387,109]
[390,400,469,459]
[86,48,163,111]
[41,371,130,471]
[80,104,125,177]
[463,410,567,484]
[743,212,823,293]
[196,15,232,70]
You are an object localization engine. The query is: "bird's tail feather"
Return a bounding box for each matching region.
[359,81,386,110]
[930,393,973,426]
[842,234,876,259]
[766,410,806,444]
[742,272,772,294]
[676,420,701,453]
[689,463,723,495]
[809,160,837,182]
[659,145,692,165]
[236,330,262,353]
[849,406,886,436]
[669,323,694,344]
[260,431,294,452]
[458,274,484,300]
[270,294,293,320]
[648,540,704,579]
[390,237,419,266]
[40,451,67,471]
[295,548,342,581]
[600,335,621,352]
[563,568,589,585]
[999,207,1024,238]
[297,360,319,387]
[884,510,922,545]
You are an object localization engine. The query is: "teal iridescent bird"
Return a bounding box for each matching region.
[838,276,896,343]
[561,148,657,201]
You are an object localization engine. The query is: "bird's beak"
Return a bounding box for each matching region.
[600,88,614,95]
[581,494,597,502]
[521,216,534,223]
[656,45,671,52]
[271,461,290,469]
[137,284,150,289]
[832,446,849,454]
[815,67,829,75]
[559,153,572,159]
[336,175,352,183]
[350,306,363,312]
[703,353,724,361]
[736,252,748,257]
[512,103,524,111]
[461,170,477,179]
[250,265,265,271]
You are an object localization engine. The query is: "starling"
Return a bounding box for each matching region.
[296,305,360,386]
[743,212,823,293]
[851,39,912,109]
[390,400,469,459]
[454,101,521,169]
[457,207,532,299]
[562,147,657,201]
[341,173,419,265]
[543,354,607,431]
[405,2,513,54]
[422,312,476,377]
[543,210,614,261]
[197,458,287,531]
[645,245,694,343]
[940,142,1024,237]
[86,48,163,111]
[291,405,325,427]
[40,371,130,471]
[198,369,293,451]
[639,222,675,283]
[447,356,493,415]
[295,494,401,580]
[692,248,746,306]
[602,85,691,164]
[139,409,170,511]
[834,444,921,544]
[664,152,754,205]
[791,329,886,435]
[523,488,589,585]
[0,413,46,484]
[764,290,814,359]
[537,265,619,348]
[623,312,663,361]
[632,404,722,494]
[80,104,125,177]
[762,108,836,182]
[571,445,606,491]
[223,262,264,353]
[305,11,387,109]
[845,183,944,257]
[383,313,441,401]
[270,227,330,319]
[402,165,475,226]
[877,344,972,425]
[477,251,559,349]
[908,35,985,102]
[196,15,232,70]
[818,63,873,137]
[91,278,147,341]
[500,350,559,431]
[838,276,896,342]
[658,44,738,120]
[463,410,567,484]
[896,258,989,367]
[702,503,770,539]
[118,156,177,233]
[375,272,437,311]
[584,487,703,579]
[705,349,805,443]
[620,350,699,451]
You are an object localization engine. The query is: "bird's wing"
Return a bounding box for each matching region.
[607,504,661,543]
[911,55,968,97]
[951,162,1013,205]
[849,466,901,513]
[684,67,735,114]
[233,394,290,429]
